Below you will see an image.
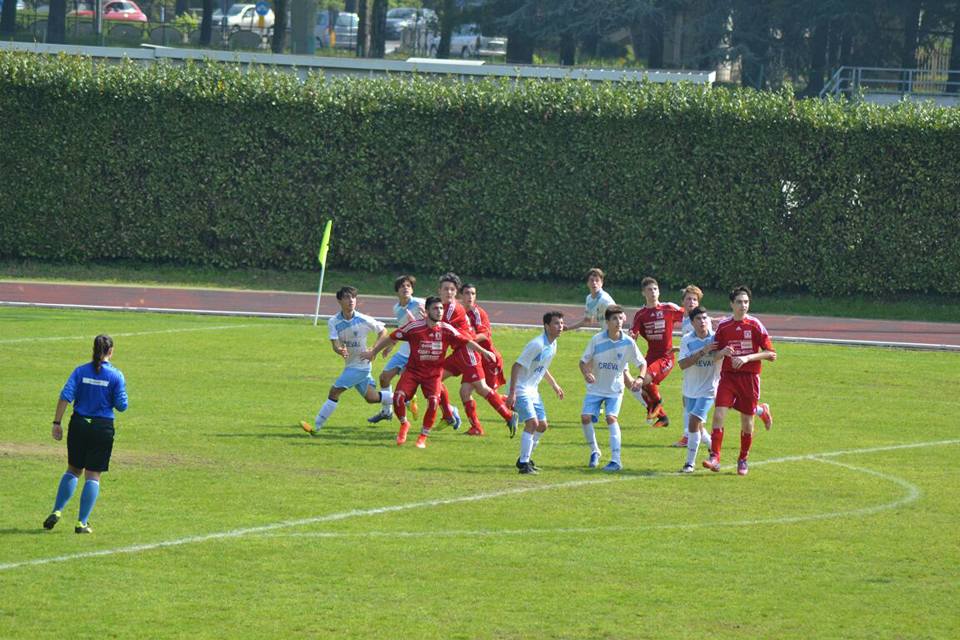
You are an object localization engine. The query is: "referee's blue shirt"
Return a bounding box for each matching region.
[60,362,128,419]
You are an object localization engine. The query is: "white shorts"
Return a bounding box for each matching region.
[684,395,715,422]
[334,368,377,396]
[581,393,623,423]
[514,393,546,423]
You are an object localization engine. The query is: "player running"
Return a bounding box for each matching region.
[567,267,616,331]
[363,296,496,448]
[435,273,519,437]
[630,277,685,429]
[368,275,424,424]
[507,311,565,475]
[703,286,777,476]
[579,305,647,472]
[300,286,389,436]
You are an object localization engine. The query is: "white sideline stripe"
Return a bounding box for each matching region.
[0,324,273,344]
[1,439,956,572]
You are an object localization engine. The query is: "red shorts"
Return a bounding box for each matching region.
[443,346,485,384]
[395,370,443,401]
[645,353,676,385]
[715,372,760,415]
[482,350,506,389]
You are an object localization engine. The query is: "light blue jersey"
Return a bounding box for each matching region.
[679,329,721,399]
[513,331,558,397]
[580,330,645,396]
[328,311,385,372]
[584,289,616,323]
[392,297,424,358]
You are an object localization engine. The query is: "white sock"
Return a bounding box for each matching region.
[581,422,600,454]
[608,421,622,465]
[315,399,338,429]
[531,430,543,451]
[631,389,647,408]
[519,431,535,463]
[380,387,393,410]
[682,407,689,434]
[701,426,712,449]
[685,429,702,467]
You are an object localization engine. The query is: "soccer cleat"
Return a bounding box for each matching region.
[518,461,538,475]
[396,422,410,445]
[737,459,749,476]
[466,425,485,436]
[507,412,519,438]
[415,434,428,449]
[300,421,319,436]
[43,511,61,530]
[671,436,689,448]
[681,463,695,474]
[601,461,622,473]
[758,403,773,431]
[645,400,662,424]
[367,407,393,424]
[588,451,601,468]
[528,459,540,471]
[651,408,670,429]
[702,455,721,472]
[446,406,462,431]
[409,399,420,421]
[74,522,92,534]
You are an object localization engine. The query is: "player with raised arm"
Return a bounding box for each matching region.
[630,277,685,429]
[507,311,565,475]
[567,268,616,331]
[435,273,519,437]
[368,275,424,424]
[702,286,778,476]
[363,296,496,448]
[579,305,647,472]
[300,286,389,436]
[677,306,729,472]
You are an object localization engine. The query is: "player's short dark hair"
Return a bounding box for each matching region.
[460,282,477,294]
[423,296,442,310]
[604,305,625,320]
[729,285,752,302]
[585,268,604,281]
[439,272,462,289]
[688,305,708,321]
[641,277,658,290]
[394,275,416,291]
[542,311,564,325]
[336,286,358,300]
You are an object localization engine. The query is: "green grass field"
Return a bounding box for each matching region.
[2,307,958,639]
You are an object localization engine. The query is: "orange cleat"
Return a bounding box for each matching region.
[415,433,428,449]
[651,407,670,428]
[466,426,485,436]
[671,436,689,448]
[758,403,773,431]
[409,398,420,421]
[396,422,410,445]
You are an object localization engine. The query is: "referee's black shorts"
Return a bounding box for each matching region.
[67,413,115,472]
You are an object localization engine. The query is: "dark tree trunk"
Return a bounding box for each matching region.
[645,10,664,69]
[175,0,190,16]
[48,0,67,43]
[806,18,830,96]
[271,0,287,52]
[437,0,455,59]
[559,30,575,66]
[356,0,366,56]
[369,0,386,58]
[0,0,17,38]
[200,0,214,45]
[949,5,960,93]
[505,27,534,64]
[900,1,922,70]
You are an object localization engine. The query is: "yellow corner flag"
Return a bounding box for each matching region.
[318,219,333,267]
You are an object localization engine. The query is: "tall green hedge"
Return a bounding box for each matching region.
[1,51,959,295]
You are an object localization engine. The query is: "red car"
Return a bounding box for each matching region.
[70,1,148,22]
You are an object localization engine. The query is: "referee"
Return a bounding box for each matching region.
[43,335,128,534]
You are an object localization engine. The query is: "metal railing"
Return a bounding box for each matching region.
[820,65,960,100]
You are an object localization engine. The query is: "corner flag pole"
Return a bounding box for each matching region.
[313,219,333,326]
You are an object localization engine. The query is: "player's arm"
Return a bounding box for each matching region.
[543,369,564,400]
[679,342,718,370]
[330,339,348,358]
[362,333,397,361]
[578,358,596,384]
[465,338,496,362]
[507,361,523,408]
[731,348,777,368]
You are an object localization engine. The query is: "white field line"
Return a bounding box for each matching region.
[1,439,956,572]
[0,323,275,345]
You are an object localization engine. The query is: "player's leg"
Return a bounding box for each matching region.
[703,402,728,473]
[44,428,84,531]
[74,418,112,533]
[581,394,603,468]
[302,383,346,435]
[682,396,710,472]
[415,376,443,448]
[736,375,761,476]
[471,375,518,436]
[515,394,539,472]
[672,400,690,447]
[644,355,674,428]
[370,364,400,423]
[601,396,624,472]
[393,373,419,445]
[458,381,483,435]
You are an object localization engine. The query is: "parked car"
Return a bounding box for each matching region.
[385,6,435,41]
[70,0,148,22]
[314,11,358,50]
[219,3,274,33]
[0,0,30,12]
[428,23,505,58]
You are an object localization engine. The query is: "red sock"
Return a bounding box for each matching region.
[438,385,453,420]
[739,432,753,461]
[423,396,439,430]
[483,390,513,421]
[393,392,407,423]
[464,399,481,430]
[647,383,661,404]
[711,428,724,459]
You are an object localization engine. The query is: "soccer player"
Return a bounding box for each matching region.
[703,286,778,476]
[435,272,519,437]
[677,306,729,473]
[459,282,508,434]
[630,277,685,429]
[43,334,128,534]
[368,275,424,424]
[507,311,565,475]
[363,296,496,448]
[566,267,616,331]
[300,286,389,435]
[579,305,647,472]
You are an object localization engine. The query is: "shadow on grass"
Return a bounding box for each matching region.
[0,528,48,535]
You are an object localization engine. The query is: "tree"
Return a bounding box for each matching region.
[949,2,960,93]
[48,0,67,44]
[199,0,215,46]
[0,0,17,38]
[369,0,387,58]
[272,0,288,53]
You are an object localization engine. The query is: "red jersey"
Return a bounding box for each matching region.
[631,303,684,359]
[714,315,774,375]
[465,304,493,348]
[391,320,468,378]
[443,299,475,342]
